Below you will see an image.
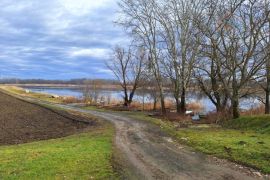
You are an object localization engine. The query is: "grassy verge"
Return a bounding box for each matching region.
[223,115,270,134]
[0,86,64,103]
[0,123,117,179]
[125,112,270,174]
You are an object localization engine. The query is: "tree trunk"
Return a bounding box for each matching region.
[231,89,240,119]
[128,90,135,105]
[160,92,166,115]
[153,97,157,111]
[123,89,129,107]
[265,89,270,114]
[265,55,270,114]
[215,103,222,113]
[176,98,181,113]
[215,97,228,113]
[124,98,129,107]
[214,93,222,112]
[180,88,186,114]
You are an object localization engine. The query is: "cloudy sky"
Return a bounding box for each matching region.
[0,0,125,79]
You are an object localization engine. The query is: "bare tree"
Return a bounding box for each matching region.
[117,0,167,114]
[82,79,101,105]
[107,46,145,107]
[214,0,269,118]
[194,0,269,119]
[194,0,231,112]
[257,0,270,114]
[155,0,202,114]
[116,0,269,119]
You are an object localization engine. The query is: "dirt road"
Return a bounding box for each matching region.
[2,91,259,180]
[53,104,257,180]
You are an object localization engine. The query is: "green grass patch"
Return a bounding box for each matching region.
[127,113,270,174]
[224,115,270,134]
[175,128,270,173]
[0,125,117,179]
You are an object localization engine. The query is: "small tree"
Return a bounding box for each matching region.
[82,79,101,105]
[107,46,145,107]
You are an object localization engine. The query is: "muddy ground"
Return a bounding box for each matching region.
[0,92,94,145]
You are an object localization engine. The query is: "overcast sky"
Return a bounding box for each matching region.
[0,0,125,79]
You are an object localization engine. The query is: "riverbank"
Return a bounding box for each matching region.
[2,83,123,90]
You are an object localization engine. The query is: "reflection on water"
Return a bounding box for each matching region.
[24,86,261,113]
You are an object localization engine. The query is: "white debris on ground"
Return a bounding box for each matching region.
[164,137,173,143]
[180,137,188,141]
[185,110,193,115]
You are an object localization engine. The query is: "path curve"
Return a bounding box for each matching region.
[57,104,257,180]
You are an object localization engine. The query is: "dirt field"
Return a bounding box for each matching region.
[0,92,93,145]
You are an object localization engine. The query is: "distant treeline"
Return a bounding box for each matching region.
[0,78,119,85]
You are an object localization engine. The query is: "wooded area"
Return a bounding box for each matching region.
[108,0,270,119]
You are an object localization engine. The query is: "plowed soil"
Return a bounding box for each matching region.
[0,92,92,145]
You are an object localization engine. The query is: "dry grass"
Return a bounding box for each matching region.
[62,96,82,104]
[241,105,265,116]
[186,102,204,113]
[205,111,232,124]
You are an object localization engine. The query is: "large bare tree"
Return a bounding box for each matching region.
[194,0,269,118]
[215,0,269,118]
[257,0,270,114]
[156,0,202,114]
[194,0,231,112]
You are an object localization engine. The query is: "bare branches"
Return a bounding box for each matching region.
[106,46,146,106]
[114,0,270,118]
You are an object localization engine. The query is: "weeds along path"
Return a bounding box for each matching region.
[2,91,257,180]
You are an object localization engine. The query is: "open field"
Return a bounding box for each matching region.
[0,91,116,179]
[0,91,90,145]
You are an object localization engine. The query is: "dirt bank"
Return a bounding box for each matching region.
[0,92,93,145]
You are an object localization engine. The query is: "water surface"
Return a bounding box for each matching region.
[23,86,260,113]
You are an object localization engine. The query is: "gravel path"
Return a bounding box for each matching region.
[56,105,258,180]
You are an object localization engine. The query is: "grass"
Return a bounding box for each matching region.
[223,115,270,134]
[0,86,64,103]
[0,123,118,179]
[126,112,270,174]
